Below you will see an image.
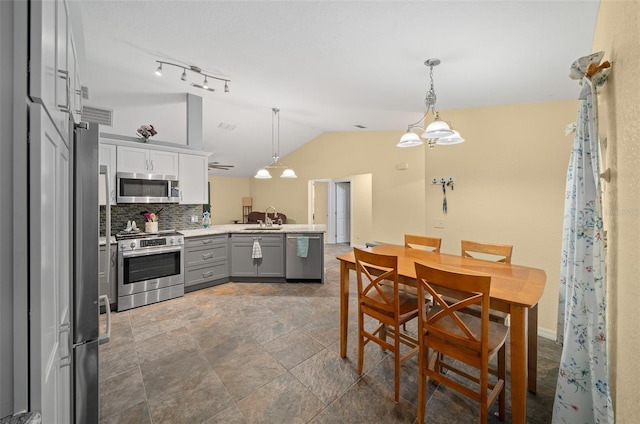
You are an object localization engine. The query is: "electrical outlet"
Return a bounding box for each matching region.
[190,215,198,223]
[434,219,445,229]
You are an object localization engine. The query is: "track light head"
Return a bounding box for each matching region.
[181,69,187,81]
[155,63,163,76]
[202,77,209,89]
[224,81,229,92]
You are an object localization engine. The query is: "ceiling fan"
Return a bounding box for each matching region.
[208,161,234,171]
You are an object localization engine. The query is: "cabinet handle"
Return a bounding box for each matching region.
[56,69,70,112]
[202,239,212,245]
[202,253,213,259]
[150,160,154,171]
[145,160,150,171]
[202,271,213,278]
[111,250,116,266]
[180,191,183,201]
[75,89,83,115]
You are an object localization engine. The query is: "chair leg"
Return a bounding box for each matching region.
[417,348,427,423]
[394,329,400,402]
[498,344,506,420]
[380,322,387,352]
[357,310,364,376]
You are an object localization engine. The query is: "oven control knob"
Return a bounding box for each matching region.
[170,238,175,244]
[120,243,126,250]
[130,242,136,249]
[178,238,183,244]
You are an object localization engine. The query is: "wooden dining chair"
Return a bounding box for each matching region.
[405,234,442,253]
[460,240,513,324]
[414,262,508,423]
[353,247,420,402]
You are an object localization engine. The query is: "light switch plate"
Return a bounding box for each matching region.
[190,215,198,223]
[434,219,445,229]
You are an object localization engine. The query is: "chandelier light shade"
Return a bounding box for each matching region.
[436,130,465,145]
[254,108,297,179]
[398,58,463,148]
[254,168,272,179]
[154,60,230,93]
[397,130,423,148]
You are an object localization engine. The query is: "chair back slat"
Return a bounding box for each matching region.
[405,234,442,253]
[461,240,513,263]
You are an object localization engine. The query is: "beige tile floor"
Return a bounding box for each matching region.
[99,243,561,424]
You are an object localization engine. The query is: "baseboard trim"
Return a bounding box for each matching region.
[538,327,557,341]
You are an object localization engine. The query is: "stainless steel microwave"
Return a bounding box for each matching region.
[116,172,180,203]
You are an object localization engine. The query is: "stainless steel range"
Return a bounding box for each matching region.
[117,230,184,311]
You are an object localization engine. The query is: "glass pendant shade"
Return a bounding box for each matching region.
[423,119,454,139]
[436,130,465,145]
[397,131,423,148]
[254,168,272,179]
[281,168,297,178]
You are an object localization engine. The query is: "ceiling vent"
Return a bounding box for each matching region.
[81,106,113,126]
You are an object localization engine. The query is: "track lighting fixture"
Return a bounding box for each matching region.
[154,60,231,93]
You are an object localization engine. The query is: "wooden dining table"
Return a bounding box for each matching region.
[336,244,546,424]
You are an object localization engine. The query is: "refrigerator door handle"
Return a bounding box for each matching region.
[98,295,111,345]
[100,165,111,288]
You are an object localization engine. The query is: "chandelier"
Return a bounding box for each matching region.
[397,58,464,149]
[254,108,297,179]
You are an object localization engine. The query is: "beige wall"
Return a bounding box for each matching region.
[425,100,576,335]
[208,175,250,225]
[592,1,640,420]
[249,130,426,243]
[312,181,328,225]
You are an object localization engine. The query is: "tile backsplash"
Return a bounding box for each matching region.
[100,203,204,236]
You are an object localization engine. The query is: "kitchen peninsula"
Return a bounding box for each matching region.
[180,224,326,291]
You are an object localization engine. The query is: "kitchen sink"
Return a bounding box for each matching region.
[244,226,283,230]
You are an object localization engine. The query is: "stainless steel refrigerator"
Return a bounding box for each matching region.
[72,122,111,423]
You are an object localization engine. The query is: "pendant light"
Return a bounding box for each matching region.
[254,108,297,179]
[397,58,463,148]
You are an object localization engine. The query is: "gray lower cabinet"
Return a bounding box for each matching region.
[230,234,284,278]
[185,234,229,287]
[98,243,117,306]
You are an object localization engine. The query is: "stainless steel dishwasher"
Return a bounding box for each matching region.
[285,233,324,282]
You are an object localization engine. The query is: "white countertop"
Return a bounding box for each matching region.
[179,224,326,238]
[99,236,117,245]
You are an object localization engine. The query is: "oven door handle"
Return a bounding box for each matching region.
[121,245,183,258]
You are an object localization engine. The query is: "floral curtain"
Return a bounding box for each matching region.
[553,54,614,423]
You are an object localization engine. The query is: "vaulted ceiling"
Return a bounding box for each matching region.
[79,0,600,177]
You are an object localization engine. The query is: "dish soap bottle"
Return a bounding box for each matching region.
[202,211,211,228]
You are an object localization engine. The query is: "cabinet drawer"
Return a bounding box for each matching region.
[186,235,228,248]
[185,243,228,267]
[231,234,283,245]
[185,262,228,287]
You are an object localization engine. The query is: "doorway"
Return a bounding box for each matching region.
[309,179,352,245]
[335,181,351,244]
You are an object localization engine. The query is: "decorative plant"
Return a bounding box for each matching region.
[136,124,157,141]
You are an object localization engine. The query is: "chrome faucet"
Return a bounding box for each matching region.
[265,206,277,227]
